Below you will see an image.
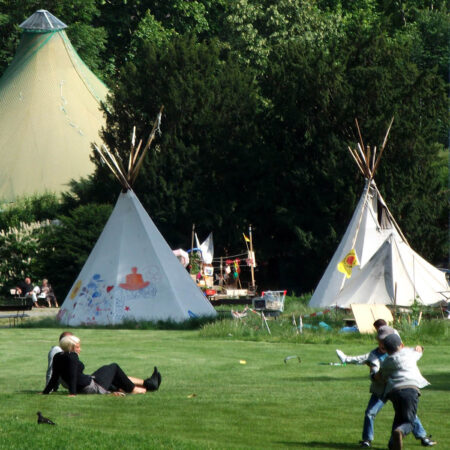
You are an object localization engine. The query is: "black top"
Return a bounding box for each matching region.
[43,352,92,395]
[17,281,33,295]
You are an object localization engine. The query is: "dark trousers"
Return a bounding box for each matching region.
[389,388,420,437]
[91,363,135,393]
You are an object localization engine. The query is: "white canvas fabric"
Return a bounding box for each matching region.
[58,190,216,325]
[195,232,214,264]
[309,180,448,308]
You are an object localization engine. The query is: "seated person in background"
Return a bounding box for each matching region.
[39,279,59,308]
[16,277,40,308]
[43,335,162,396]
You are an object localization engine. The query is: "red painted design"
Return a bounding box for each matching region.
[119,267,150,290]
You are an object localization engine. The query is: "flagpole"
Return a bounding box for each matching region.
[190,223,195,274]
[249,225,255,292]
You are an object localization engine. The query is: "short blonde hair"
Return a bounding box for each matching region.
[59,335,80,352]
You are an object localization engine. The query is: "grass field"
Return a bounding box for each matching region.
[0,327,448,449]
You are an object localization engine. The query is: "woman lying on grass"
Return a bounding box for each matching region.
[42,335,161,396]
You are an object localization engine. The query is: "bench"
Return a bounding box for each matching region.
[0,297,33,327]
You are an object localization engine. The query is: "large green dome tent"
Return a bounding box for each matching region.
[0,10,108,201]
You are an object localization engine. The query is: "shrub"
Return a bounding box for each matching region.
[0,193,61,230]
[38,203,113,298]
[0,220,51,293]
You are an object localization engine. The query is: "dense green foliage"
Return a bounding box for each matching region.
[37,203,113,297]
[0,0,448,294]
[0,197,112,296]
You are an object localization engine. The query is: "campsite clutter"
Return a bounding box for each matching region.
[0,10,108,201]
[57,109,217,326]
[174,226,258,303]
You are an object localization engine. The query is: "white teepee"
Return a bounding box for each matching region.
[195,232,214,264]
[309,120,448,308]
[58,111,216,325]
[0,10,108,201]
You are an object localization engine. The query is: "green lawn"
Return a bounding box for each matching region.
[0,328,448,449]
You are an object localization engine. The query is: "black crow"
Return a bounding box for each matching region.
[37,411,56,425]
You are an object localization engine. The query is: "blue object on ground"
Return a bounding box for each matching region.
[319,321,331,330]
[340,326,358,333]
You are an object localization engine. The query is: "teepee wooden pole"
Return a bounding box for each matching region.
[371,146,377,173]
[375,185,410,246]
[94,144,130,189]
[131,106,164,185]
[102,145,131,190]
[131,139,143,169]
[338,179,371,295]
[372,116,394,175]
[355,118,365,153]
[128,126,136,175]
[94,145,122,184]
[357,143,370,171]
[348,147,367,177]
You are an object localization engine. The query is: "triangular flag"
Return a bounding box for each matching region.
[337,249,359,278]
[243,233,250,243]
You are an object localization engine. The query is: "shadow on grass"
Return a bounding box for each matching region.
[426,373,450,391]
[286,375,368,383]
[275,441,362,448]
[17,315,217,330]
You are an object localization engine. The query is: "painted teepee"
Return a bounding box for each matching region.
[309,119,448,308]
[58,109,216,325]
[0,10,108,201]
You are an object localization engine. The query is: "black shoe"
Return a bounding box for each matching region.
[144,367,160,391]
[359,441,371,448]
[421,436,437,447]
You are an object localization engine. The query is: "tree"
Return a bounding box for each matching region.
[0,0,106,78]
[38,203,113,297]
[98,34,262,252]
[259,8,448,290]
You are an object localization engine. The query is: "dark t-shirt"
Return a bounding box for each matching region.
[17,281,33,295]
[43,352,92,395]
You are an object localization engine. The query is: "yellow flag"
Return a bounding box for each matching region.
[243,233,250,243]
[337,249,359,278]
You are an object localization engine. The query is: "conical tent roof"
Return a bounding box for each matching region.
[19,10,67,31]
[309,121,448,308]
[0,10,108,201]
[58,190,217,325]
[309,181,448,308]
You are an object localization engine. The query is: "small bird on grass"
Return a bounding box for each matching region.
[37,411,56,425]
